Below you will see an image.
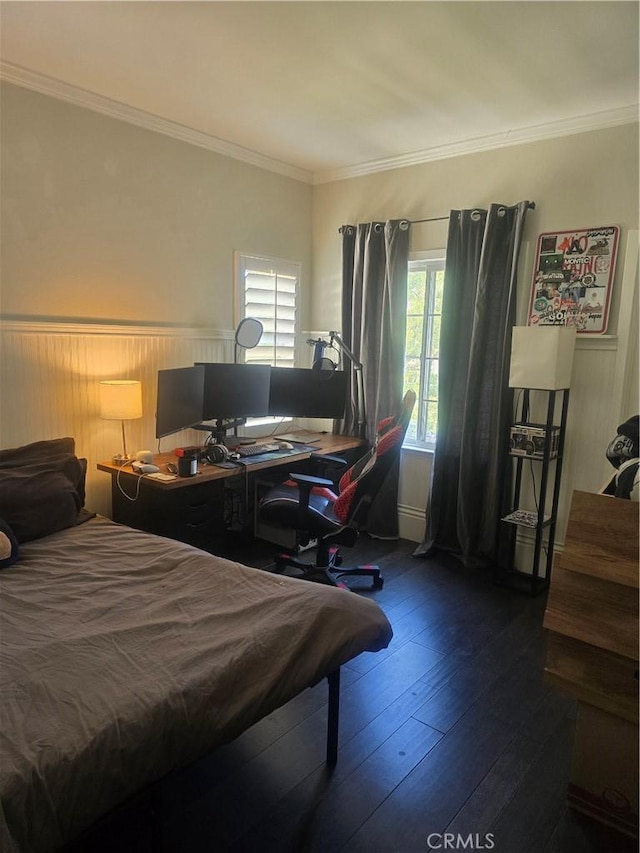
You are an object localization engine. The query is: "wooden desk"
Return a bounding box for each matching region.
[98,432,364,551]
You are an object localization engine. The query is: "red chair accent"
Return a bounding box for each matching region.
[258,390,416,588]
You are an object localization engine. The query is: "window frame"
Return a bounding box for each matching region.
[234,252,301,432]
[403,250,446,451]
[234,252,300,369]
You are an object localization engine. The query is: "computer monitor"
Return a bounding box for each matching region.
[268,367,348,419]
[196,363,271,422]
[155,365,205,439]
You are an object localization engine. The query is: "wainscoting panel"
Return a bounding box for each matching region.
[0,322,232,517]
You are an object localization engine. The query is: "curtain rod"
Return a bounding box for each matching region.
[411,201,536,225]
[338,201,536,233]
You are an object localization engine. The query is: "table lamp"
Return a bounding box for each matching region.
[99,380,143,463]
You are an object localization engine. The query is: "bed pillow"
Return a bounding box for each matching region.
[0,436,76,466]
[0,438,87,508]
[0,469,82,543]
[0,438,89,542]
[0,518,19,568]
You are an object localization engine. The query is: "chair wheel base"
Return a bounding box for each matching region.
[274,551,383,590]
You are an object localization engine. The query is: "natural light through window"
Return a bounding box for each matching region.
[235,253,300,368]
[235,252,300,429]
[403,253,445,449]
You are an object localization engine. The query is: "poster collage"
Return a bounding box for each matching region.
[528,225,619,333]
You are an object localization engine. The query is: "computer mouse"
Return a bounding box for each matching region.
[132,461,160,474]
[278,441,294,450]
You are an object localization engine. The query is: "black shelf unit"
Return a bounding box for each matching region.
[499,387,570,595]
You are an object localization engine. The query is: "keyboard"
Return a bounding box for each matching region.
[236,442,281,457]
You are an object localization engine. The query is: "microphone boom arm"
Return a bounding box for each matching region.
[329,332,367,440]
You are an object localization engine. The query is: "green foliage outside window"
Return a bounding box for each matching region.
[403,258,445,447]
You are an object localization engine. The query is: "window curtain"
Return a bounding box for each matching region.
[415,201,532,567]
[338,219,410,538]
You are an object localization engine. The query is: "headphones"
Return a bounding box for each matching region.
[201,443,230,464]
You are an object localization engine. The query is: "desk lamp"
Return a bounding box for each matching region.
[99,380,143,463]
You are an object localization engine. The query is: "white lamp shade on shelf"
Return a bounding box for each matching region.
[508,327,576,390]
[99,380,143,420]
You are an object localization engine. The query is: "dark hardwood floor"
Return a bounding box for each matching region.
[70,535,635,853]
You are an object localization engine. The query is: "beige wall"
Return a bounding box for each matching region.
[312,124,639,547]
[1,83,313,328]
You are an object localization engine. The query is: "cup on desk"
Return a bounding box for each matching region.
[177,451,198,477]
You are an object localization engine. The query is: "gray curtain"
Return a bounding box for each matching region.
[338,219,410,538]
[415,201,531,567]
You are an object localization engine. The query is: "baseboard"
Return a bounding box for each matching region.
[398,503,423,544]
[512,529,564,576]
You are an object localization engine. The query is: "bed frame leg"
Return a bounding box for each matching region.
[326,668,340,766]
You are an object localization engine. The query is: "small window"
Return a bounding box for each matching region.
[403,252,445,449]
[235,253,300,368]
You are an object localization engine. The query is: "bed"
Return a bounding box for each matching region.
[0,439,392,853]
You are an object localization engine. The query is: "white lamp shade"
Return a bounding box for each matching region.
[509,327,576,390]
[99,380,143,420]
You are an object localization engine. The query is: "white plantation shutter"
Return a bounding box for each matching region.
[236,254,299,368]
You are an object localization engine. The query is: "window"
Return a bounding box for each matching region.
[235,253,300,368]
[403,252,445,448]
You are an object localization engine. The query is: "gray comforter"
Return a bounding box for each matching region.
[0,517,392,852]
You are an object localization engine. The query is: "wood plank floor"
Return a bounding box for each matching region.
[69,536,636,853]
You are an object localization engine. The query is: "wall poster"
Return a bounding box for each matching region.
[527,225,619,333]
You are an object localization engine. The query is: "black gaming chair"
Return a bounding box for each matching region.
[258,390,416,589]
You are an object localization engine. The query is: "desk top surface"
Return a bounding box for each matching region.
[97,431,364,490]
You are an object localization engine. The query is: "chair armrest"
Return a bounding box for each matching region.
[289,473,334,488]
[310,452,348,467]
[289,472,334,525]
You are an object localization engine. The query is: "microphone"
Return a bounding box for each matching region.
[307,337,330,370]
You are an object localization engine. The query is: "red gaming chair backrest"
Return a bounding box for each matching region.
[333,390,416,525]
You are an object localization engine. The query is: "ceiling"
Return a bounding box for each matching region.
[1,1,638,183]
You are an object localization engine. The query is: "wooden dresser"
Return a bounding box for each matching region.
[543,490,639,838]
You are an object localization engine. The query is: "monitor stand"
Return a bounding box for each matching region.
[193,418,248,446]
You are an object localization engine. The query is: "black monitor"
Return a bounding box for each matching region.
[155,365,205,439]
[196,362,271,421]
[268,367,348,418]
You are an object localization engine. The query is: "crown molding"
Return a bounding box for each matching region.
[2,61,636,188]
[313,105,639,185]
[0,61,313,185]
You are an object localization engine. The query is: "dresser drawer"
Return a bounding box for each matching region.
[544,565,638,661]
[545,632,639,723]
[111,477,225,551]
